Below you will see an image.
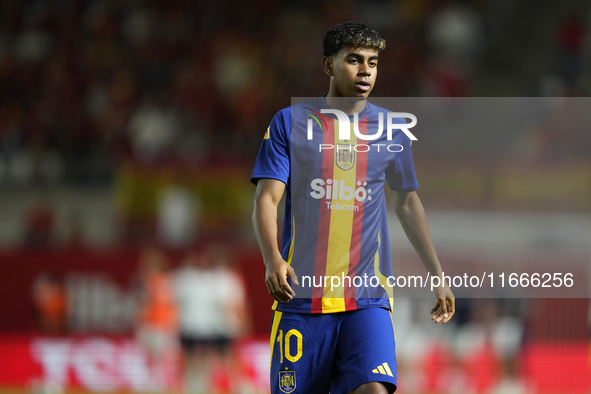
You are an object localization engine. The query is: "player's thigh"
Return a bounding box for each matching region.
[331,308,397,394]
[270,311,338,394]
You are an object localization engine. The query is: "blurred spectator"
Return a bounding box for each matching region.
[135,248,179,391]
[64,211,86,249]
[427,1,484,73]
[424,57,469,96]
[156,181,200,247]
[13,22,52,63]
[217,246,250,340]
[127,97,181,164]
[173,245,250,394]
[556,12,585,87]
[213,38,258,102]
[23,203,56,248]
[174,250,224,393]
[7,142,64,187]
[490,310,528,394]
[31,272,67,333]
[214,244,252,394]
[451,299,527,394]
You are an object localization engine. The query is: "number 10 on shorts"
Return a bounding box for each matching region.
[276,329,303,363]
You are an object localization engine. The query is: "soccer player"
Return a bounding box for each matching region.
[251,22,455,394]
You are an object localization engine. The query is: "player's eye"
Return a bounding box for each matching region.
[349,59,358,64]
[369,61,377,67]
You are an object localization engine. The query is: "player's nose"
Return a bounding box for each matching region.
[359,62,371,76]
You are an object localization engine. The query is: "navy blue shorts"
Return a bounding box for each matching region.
[270,307,397,394]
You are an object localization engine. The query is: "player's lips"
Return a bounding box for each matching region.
[355,82,371,91]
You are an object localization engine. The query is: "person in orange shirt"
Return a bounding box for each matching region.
[31,272,67,333]
[136,247,179,392]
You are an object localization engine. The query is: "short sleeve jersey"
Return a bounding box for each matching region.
[252,98,418,313]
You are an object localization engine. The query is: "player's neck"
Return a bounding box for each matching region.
[324,94,367,115]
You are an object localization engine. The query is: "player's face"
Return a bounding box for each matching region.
[325,45,379,98]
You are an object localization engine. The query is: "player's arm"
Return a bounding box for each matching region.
[252,179,299,303]
[390,190,455,323]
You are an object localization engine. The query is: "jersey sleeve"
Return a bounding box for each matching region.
[384,131,419,192]
[250,109,291,185]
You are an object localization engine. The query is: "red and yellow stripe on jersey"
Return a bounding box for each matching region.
[311,117,366,312]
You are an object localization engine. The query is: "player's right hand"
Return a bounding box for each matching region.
[264,258,299,303]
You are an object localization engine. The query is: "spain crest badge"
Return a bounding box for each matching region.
[336,144,355,171]
[279,370,296,393]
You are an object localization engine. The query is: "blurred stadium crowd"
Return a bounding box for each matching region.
[0,0,587,249]
[0,0,589,189]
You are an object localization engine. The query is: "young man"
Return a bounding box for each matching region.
[251,22,455,394]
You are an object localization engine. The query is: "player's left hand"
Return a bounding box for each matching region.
[430,285,455,324]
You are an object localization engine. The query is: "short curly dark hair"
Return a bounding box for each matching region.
[323,21,386,57]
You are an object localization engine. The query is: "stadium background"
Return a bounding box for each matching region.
[0,0,590,393]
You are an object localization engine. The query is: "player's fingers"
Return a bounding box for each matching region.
[438,298,450,324]
[442,299,455,323]
[431,299,447,323]
[439,298,448,317]
[289,266,299,286]
[277,274,294,301]
[279,273,295,299]
[265,276,282,302]
[431,313,443,322]
[430,301,440,315]
[433,309,445,323]
[265,277,274,296]
[267,274,290,303]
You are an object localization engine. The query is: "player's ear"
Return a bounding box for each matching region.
[322,56,333,76]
